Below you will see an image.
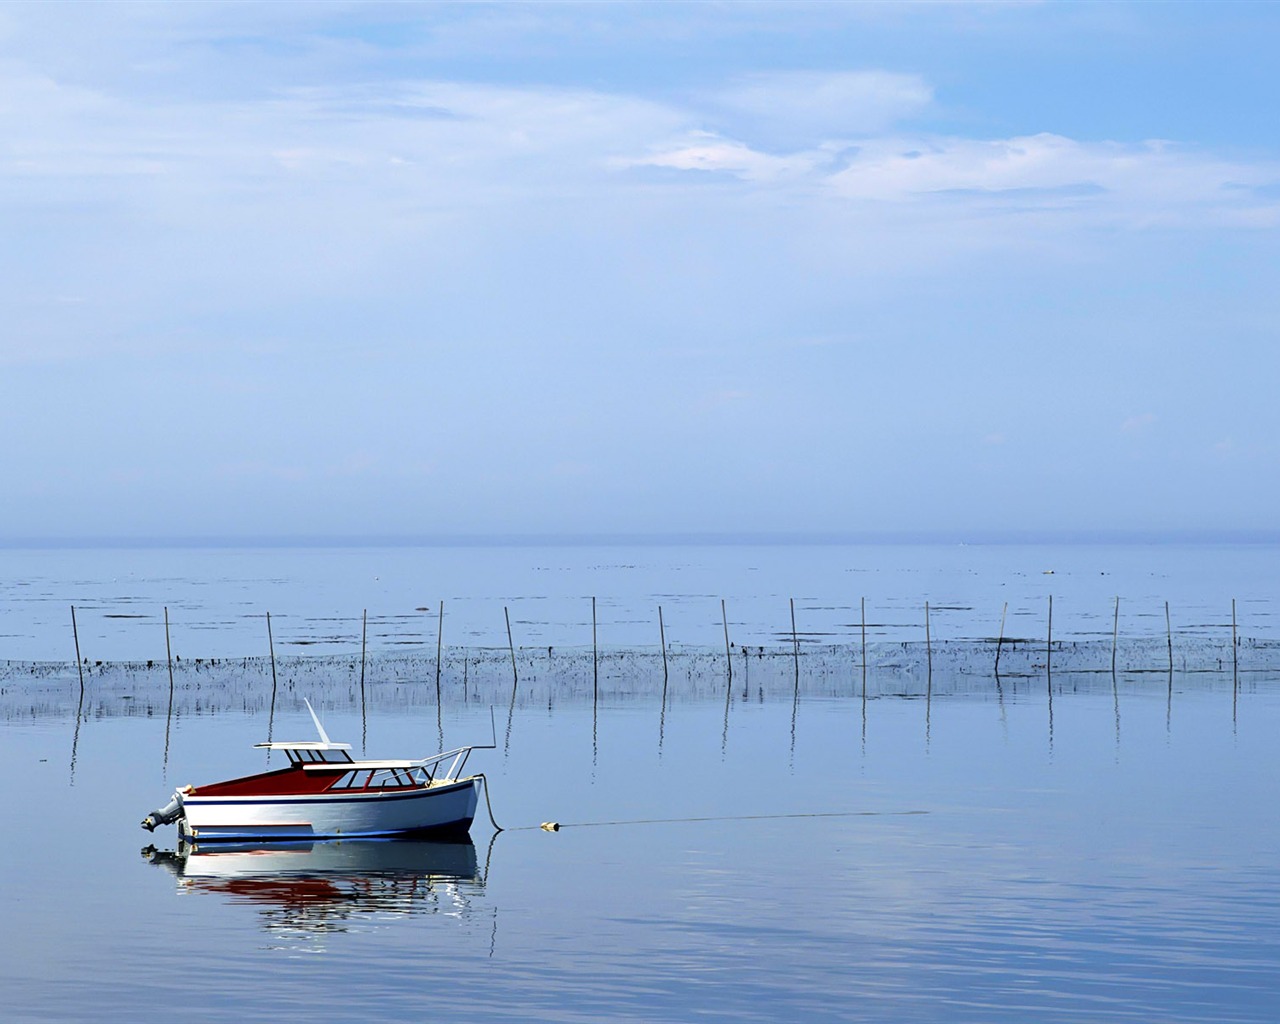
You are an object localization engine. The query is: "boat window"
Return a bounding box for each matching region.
[318,749,353,763]
[331,769,372,789]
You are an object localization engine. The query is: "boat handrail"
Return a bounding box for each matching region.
[426,745,472,781]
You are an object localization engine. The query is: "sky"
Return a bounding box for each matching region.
[2,1,1278,543]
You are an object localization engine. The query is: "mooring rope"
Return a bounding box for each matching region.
[492,808,929,832]
[476,773,505,833]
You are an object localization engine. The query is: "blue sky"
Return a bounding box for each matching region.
[2,2,1278,541]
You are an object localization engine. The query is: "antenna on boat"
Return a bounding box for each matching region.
[303,698,332,745]
[471,706,499,751]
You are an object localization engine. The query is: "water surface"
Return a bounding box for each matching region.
[1,542,1276,1022]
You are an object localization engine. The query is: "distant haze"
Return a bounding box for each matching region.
[2,3,1278,542]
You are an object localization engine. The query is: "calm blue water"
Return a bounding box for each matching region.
[1,543,1277,1022]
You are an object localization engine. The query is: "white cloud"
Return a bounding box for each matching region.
[830,133,1097,200]
[824,134,1277,214]
[0,70,687,202]
[2,51,1275,239]
[4,59,1278,380]
[621,127,1280,228]
[613,130,821,182]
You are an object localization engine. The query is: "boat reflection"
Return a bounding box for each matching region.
[143,836,488,940]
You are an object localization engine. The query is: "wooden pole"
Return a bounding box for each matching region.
[1046,601,1055,751]
[267,611,278,690]
[658,604,670,751]
[658,605,668,682]
[1112,596,1120,676]
[860,608,868,750]
[790,598,799,678]
[436,600,444,695]
[164,606,174,692]
[1228,599,1239,665]
[1163,605,1173,725]
[925,601,932,680]
[359,607,368,754]
[1046,595,1053,675]
[266,611,278,750]
[722,599,732,682]
[592,596,598,700]
[924,602,932,742]
[860,597,867,698]
[995,601,1007,676]
[505,606,518,685]
[71,605,84,695]
[1232,598,1238,677]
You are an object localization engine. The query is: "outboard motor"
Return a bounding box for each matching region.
[141,789,186,832]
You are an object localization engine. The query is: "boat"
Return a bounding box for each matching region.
[141,701,493,842]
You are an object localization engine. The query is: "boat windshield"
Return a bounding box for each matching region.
[329,766,432,790]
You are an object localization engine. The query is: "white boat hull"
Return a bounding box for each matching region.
[179,778,480,842]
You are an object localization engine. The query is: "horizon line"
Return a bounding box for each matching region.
[3,529,1279,550]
